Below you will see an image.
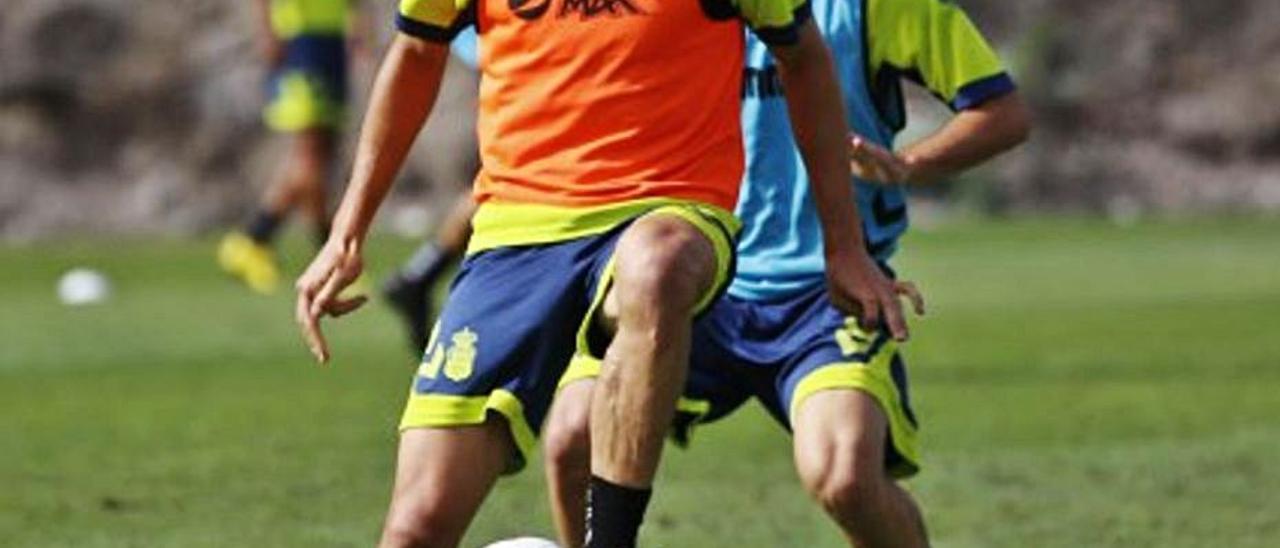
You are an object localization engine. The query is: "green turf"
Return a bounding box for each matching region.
[3,217,1279,547]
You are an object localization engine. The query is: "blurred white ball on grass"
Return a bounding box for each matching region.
[481,537,559,548]
[57,268,112,306]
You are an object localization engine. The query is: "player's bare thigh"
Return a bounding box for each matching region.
[380,420,511,548]
[791,389,891,501]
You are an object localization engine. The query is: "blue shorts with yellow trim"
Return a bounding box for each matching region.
[561,280,921,478]
[399,205,737,473]
[264,34,347,132]
[688,284,920,478]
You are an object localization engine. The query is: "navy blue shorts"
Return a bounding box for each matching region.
[398,205,738,472]
[686,285,920,477]
[264,35,347,131]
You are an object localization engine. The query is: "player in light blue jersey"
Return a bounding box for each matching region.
[540,0,1030,545]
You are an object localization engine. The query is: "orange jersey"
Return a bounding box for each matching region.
[399,0,809,210]
[473,0,749,211]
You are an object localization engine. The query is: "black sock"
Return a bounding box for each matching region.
[398,242,452,288]
[245,210,283,244]
[585,475,652,548]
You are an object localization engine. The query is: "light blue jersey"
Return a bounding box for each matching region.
[730,0,1014,301]
[451,27,478,69]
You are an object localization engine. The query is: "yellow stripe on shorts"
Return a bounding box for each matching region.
[789,337,920,478]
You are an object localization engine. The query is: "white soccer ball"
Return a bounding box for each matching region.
[481,537,559,548]
[57,268,111,306]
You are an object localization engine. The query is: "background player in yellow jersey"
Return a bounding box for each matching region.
[382,29,481,354]
[218,0,365,294]
[292,0,910,546]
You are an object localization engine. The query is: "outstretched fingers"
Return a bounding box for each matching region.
[894,280,926,316]
[878,286,909,342]
[296,281,331,364]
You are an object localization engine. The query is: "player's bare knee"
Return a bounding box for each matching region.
[795,439,833,500]
[817,466,883,518]
[544,391,592,472]
[613,217,716,315]
[380,520,427,548]
[798,431,887,518]
[381,502,457,548]
[544,428,589,474]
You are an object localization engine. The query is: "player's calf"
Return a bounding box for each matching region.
[543,379,596,548]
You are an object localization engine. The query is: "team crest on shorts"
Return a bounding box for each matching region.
[415,324,479,383]
[444,327,479,382]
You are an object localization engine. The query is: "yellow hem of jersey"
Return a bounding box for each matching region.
[789,342,921,479]
[398,389,537,469]
[467,198,740,255]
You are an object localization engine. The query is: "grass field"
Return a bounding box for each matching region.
[3,217,1279,547]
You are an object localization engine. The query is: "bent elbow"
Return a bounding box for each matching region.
[1005,94,1033,146]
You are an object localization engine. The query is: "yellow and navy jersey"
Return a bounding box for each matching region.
[395,0,811,252]
[867,0,1012,124]
[270,0,351,39]
[732,0,1015,301]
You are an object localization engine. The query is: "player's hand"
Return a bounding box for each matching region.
[825,249,912,341]
[295,238,368,363]
[848,134,910,185]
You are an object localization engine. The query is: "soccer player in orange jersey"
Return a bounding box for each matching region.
[293,0,907,546]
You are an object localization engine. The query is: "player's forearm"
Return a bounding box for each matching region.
[331,36,449,246]
[773,25,868,259]
[900,92,1031,184]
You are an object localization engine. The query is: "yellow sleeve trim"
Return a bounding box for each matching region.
[398,0,470,30]
[867,0,1005,102]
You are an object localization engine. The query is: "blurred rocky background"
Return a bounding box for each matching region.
[1,0,1277,241]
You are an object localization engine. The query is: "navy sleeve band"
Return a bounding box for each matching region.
[750,2,813,47]
[951,72,1016,111]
